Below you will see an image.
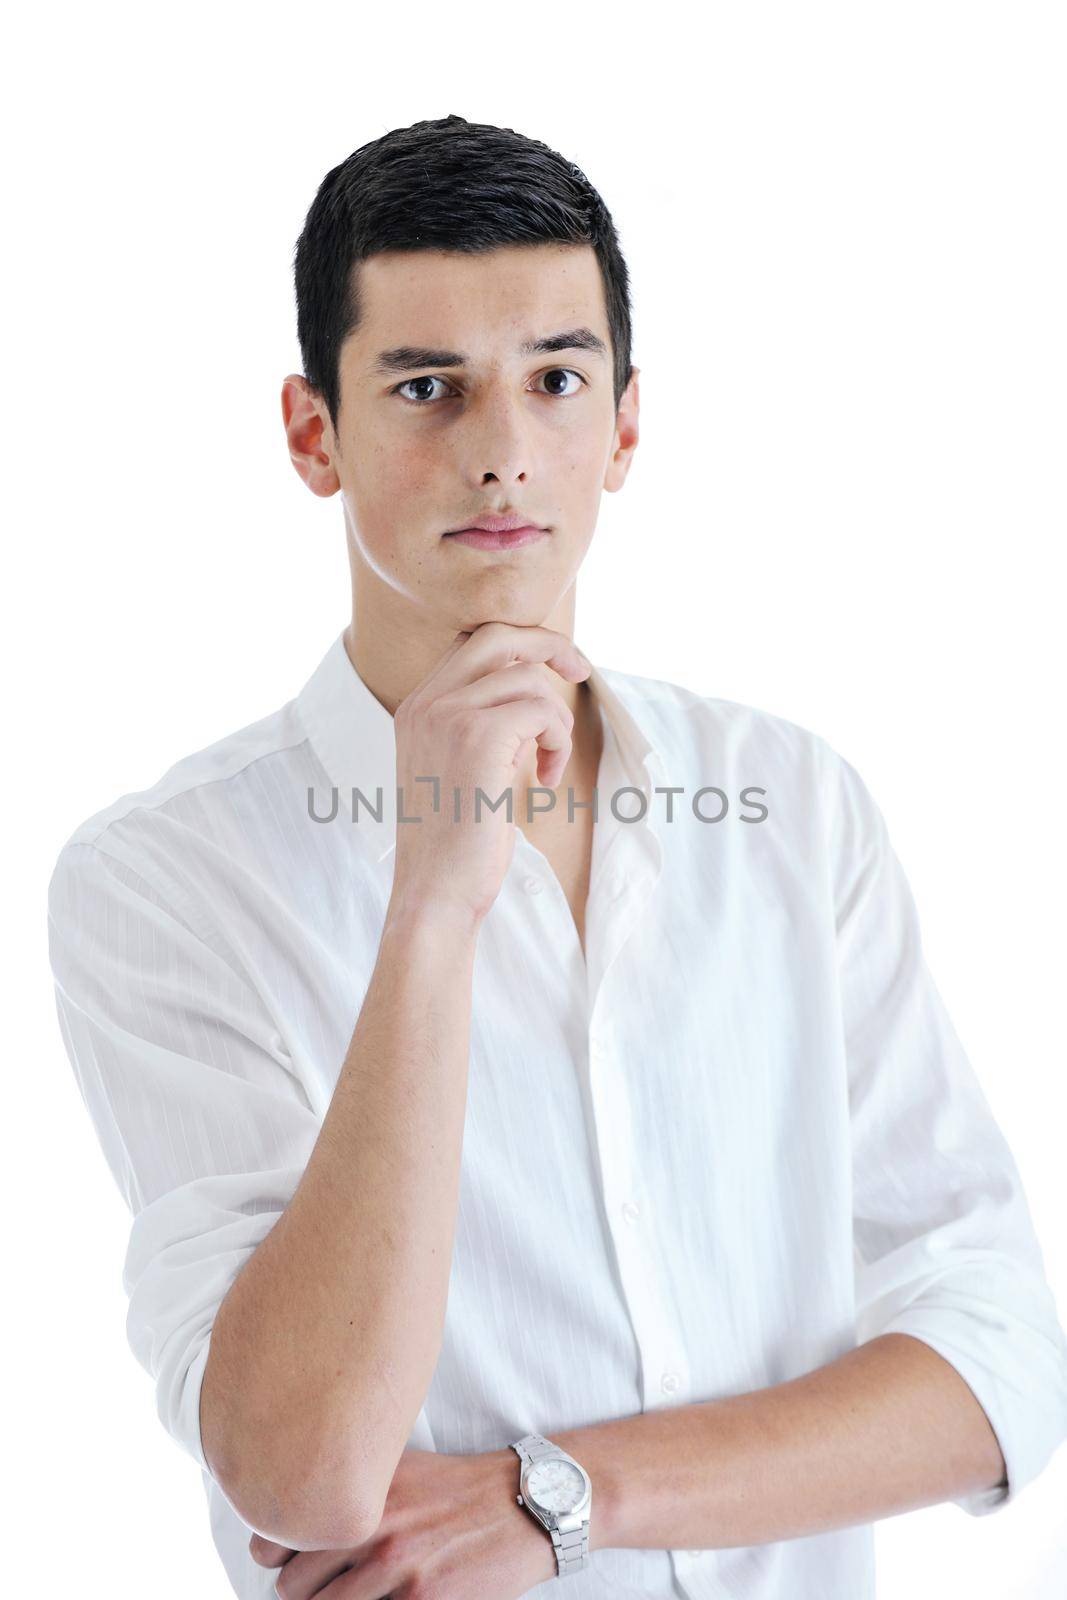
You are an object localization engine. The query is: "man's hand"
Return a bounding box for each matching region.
[248,1446,557,1598]
[389,621,591,929]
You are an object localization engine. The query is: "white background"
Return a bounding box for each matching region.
[6,2,1065,1595]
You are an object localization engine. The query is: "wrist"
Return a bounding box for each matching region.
[382,887,484,946]
[507,1428,622,1563]
[487,1448,559,1587]
[549,1426,624,1552]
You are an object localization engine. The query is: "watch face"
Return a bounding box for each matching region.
[526,1457,587,1516]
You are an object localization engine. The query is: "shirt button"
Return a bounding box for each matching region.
[687,1550,701,1559]
[608,871,626,899]
[621,1200,641,1224]
[661,1371,680,1396]
[589,1036,607,1059]
[523,875,544,895]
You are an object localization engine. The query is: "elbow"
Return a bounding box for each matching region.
[248,1496,381,1554]
[201,1376,382,1551]
[209,1421,384,1549]
[219,1460,383,1552]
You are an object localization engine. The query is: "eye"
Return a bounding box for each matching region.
[392,368,587,406]
[533,367,586,397]
[394,375,455,405]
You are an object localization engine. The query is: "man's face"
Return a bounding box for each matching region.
[314,242,638,630]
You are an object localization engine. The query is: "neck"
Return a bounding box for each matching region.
[345,560,589,715]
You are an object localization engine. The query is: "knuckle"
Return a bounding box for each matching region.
[374,1525,403,1567]
[408,1580,445,1600]
[503,666,542,700]
[452,710,480,749]
[423,695,456,730]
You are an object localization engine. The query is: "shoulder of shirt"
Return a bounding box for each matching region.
[597,662,842,771]
[49,695,310,872]
[600,666,881,861]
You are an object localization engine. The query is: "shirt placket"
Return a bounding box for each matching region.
[513,720,703,1581]
[583,751,695,1422]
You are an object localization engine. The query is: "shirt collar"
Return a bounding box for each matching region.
[296,629,667,863]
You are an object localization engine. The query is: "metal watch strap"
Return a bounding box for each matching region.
[512,1433,590,1577]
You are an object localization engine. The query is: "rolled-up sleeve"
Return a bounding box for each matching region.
[824,745,1067,1517]
[47,836,322,1478]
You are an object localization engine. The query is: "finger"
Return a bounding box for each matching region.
[421,622,590,700]
[464,671,574,789]
[481,696,573,789]
[248,1533,295,1566]
[444,663,576,726]
[266,1546,355,1597]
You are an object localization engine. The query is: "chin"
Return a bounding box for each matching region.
[448,576,563,630]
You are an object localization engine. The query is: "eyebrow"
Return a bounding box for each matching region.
[371,326,609,376]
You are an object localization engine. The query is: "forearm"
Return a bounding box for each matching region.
[201,896,481,1547]
[554,1332,1007,1552]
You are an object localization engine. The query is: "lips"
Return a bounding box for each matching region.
[445,525,550,551]
[445,512,547,535]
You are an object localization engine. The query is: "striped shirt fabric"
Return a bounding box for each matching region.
[47,626,1067,1598]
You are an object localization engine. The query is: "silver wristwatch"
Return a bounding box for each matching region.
[511,1432,592,1578]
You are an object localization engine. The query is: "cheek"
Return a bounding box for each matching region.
[369,438,440,511]
[344,438,448,585]
[350,441,441,553]
[382,441,441,502]
[553,416,612,485]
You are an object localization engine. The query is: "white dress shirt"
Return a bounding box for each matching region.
[47,627,1067,1599]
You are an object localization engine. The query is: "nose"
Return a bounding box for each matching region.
[462,385,531,491]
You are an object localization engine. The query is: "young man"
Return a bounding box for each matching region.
[48,114,1067,1599]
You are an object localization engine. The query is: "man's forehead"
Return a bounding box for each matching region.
[351,244,608,352]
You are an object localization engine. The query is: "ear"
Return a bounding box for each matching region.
[281,373,342,499]
[604,365,640,493]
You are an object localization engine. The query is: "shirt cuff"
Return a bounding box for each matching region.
[877,1302,1067,1517]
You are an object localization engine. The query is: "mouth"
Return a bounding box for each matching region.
[443,525,550,552]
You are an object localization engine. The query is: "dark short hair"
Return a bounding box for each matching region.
[293,114,634,433]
